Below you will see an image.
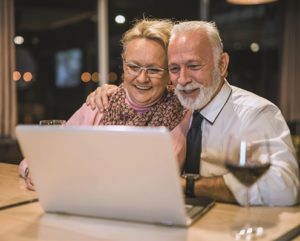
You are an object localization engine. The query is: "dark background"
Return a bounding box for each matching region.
[14,0,283,123]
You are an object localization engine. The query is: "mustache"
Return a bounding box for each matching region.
[175,82,204,91]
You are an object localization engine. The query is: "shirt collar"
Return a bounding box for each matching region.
[200,80,232,124]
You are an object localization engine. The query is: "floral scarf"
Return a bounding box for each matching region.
[102,84,186,130]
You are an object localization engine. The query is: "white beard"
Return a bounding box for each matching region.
[175,69,221,110]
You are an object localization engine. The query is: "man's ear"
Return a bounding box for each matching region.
[219,52,229,78]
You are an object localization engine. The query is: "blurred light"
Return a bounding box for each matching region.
[81,72,91,82]
[13,71,21,81]
[14,36,24,45]
[250,42,260,52]
[23,72,33,82]
[109,72,118,82]
[227,0,277,4]
[91,72,100,82]
[115,15,126,24]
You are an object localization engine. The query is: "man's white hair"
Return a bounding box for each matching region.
[170,21,223,67]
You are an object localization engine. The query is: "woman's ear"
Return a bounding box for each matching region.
[219,52,229,78]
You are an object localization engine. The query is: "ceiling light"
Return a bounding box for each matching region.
[14,36,24,45]
[250,42,260,52]
[227,0,277,5]
[115,15,125,24]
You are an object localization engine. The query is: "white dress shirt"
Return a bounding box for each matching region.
[198,80,299,206]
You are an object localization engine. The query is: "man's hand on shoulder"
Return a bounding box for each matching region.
[86,84,118,112]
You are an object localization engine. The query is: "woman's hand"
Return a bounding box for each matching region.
[86,84,118,112]
[24,168,35,191]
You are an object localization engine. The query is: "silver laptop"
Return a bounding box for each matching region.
[16,125,214,227]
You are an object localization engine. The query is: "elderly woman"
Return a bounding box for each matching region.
[20,19,191,190]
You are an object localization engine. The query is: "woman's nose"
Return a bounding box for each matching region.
[136,69,150,82]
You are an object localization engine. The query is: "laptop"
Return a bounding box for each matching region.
[15,125,214,227]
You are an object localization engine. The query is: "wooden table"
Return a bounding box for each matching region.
[0,162,299,241]
[0,163,37,208]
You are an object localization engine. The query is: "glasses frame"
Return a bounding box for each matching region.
[124,61,168,79]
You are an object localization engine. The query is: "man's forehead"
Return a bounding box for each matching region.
[170,32,191,45]
[169,31,211,53]
[171,29,206,40]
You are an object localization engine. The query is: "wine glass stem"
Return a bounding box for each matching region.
[246,187,252,230]
[246,187,250,206]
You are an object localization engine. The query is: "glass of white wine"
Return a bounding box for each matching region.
[39,119,66,125]
[225,131,271,240]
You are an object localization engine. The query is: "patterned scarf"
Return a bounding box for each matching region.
[102,84,186,130]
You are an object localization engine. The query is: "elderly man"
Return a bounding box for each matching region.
[167,21,299,206]
[87,21,299,206]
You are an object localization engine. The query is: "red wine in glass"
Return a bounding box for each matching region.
[225,131,271,240]
[226,161,271,187]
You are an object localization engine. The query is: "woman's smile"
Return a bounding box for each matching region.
[134,84,152,91]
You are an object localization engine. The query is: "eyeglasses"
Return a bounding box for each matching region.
[124,62,167,79]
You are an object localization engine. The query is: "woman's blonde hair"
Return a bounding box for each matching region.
[121,18,174,58]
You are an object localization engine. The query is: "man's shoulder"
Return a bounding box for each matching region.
[220,85,289,136]
[230,85,277,111]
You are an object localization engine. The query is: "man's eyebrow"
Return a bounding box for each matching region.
[167,61,179,66]
[186,59,203,64]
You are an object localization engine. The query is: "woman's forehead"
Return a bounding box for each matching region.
[125,38,166,54]
[124,38,167,65]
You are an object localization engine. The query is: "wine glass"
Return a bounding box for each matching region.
[39,119,66,125]
[225,131,271,240]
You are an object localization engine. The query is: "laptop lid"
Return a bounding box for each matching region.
[16,125,213,226]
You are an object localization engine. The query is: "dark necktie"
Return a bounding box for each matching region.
[184,111,204,174]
